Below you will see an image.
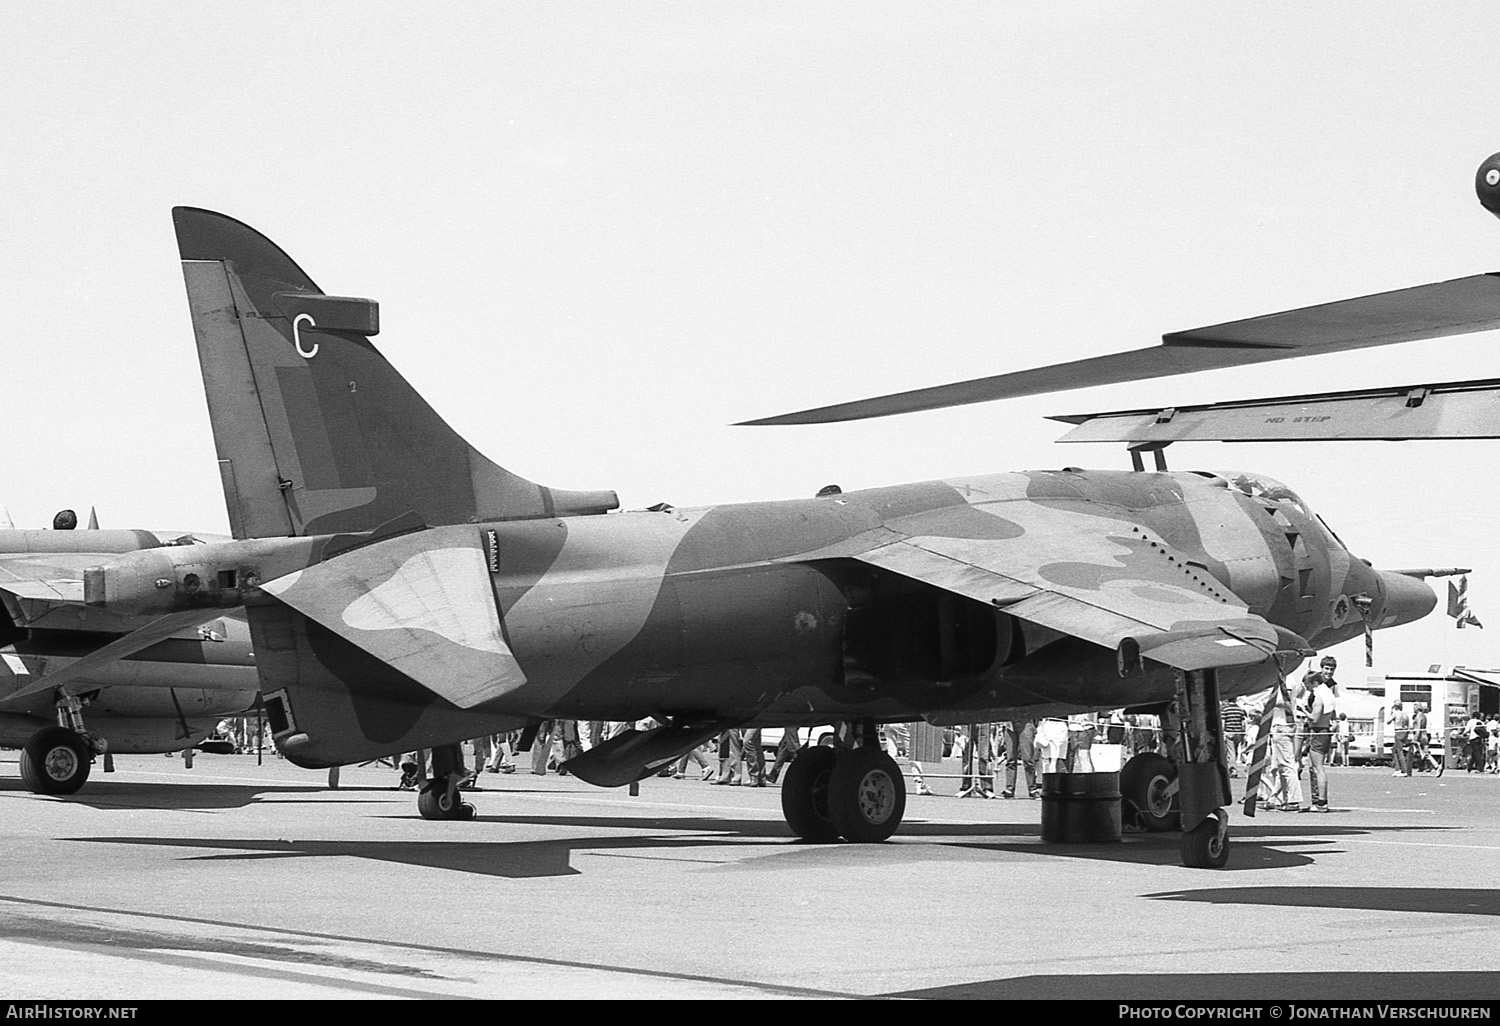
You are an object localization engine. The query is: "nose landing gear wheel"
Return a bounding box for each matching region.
[828,747,906,843]
[19,727,92,795]
[1180,811,1229,869]
[780,746,840,842]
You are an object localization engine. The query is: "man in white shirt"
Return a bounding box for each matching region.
[1304,672,1335,812]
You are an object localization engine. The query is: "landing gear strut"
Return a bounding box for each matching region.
[780,721,906,843]
[1174,668,1233,869]
[20,696,106,796]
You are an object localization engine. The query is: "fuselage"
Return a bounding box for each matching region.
[478,468,1404,720]
[65,467,1434,766]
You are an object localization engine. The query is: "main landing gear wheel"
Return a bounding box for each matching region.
[828,747,906,843]
[417,776,476,820]
[1120,752,1181,832]
[20,727,92,796]
[1180,810,1229,869]
[781,746,840,842]
[781,746,908,843]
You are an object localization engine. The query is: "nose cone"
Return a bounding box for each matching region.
[1380,571,1438,628]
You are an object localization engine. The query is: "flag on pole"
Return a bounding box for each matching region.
[1447,575,1483,629]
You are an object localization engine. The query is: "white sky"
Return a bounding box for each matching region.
[3,1,1499,677]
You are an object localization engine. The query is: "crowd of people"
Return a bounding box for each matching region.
[1455,712,1499,773]
[203,668,1500,799]
[417,712,1165,797]
[397,721,782,790]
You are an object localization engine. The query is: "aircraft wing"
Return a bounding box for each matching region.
[740,274,1500,425]
[845,503,1284,672]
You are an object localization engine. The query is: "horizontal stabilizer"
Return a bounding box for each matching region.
[1054,377,1500,443]
[259,527,525,709]
[740,275,1500,425]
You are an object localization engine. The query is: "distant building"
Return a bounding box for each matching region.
[1337,668,1500,764]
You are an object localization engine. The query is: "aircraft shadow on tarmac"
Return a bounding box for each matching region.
[69,816,1050,880]
[950,822,1462,871]
[67,818,1458,880]
[0,780,379,812]
[1144,885,1500,917]
[883,969,1500,1001]
[72,833,806,879]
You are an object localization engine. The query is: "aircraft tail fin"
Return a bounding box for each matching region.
[173,207,618,539]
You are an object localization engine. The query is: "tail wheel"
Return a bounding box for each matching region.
[19,727,92,796]
[780,746,840,842]
[1180,810,1230,869]
[417,777,469,820]
[1120,752,1181,832]
[828,747,907,843]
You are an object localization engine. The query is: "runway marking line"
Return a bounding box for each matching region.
[1335,837,1500,852]
[1,933,465,1000]
[0,894,853,1000]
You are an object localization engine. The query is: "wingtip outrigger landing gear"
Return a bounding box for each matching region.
[780,720,906,843]
[1173,669,1234,869]
[1181,808,1230,869]
[415,742,477,820]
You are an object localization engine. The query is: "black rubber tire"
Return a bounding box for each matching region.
[1180,812,1230,869]
[828,747,907,843]
[19,727,92,796]
[1120,752,1181,832]
[781,746,840,842]
[417,777,465,820]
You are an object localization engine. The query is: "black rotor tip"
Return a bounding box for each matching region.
[1475,153,1500,217]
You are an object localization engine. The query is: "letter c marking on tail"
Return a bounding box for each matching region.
[293,313,319,358]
